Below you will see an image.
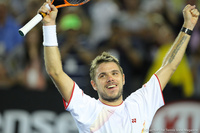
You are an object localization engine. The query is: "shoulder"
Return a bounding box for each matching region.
[125,74,163,105]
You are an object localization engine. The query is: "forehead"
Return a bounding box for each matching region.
[95,62,120,74]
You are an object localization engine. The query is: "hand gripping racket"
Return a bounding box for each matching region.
[18,0,90,36]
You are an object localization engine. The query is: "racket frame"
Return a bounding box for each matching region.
[52,0,90,8]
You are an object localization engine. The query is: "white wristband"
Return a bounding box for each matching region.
[43,25,58,47]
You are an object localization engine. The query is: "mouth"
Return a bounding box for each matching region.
[106,84,117,89]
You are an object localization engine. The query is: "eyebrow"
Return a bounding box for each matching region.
[112,70,120,73]
[98,72,106,78]
[97,70,120,77]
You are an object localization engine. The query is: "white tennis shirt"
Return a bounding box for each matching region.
[63,74,165,133]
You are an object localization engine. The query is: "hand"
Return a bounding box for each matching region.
[37,0,58,26]
[183,4,199,30]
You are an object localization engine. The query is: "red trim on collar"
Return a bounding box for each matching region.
[98,98,123,107]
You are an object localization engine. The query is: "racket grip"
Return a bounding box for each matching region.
[18,4,51,36]
[18,14,43,36]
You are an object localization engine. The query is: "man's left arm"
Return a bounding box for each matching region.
[156,4,199,91]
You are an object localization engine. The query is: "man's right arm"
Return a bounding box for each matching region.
[44,47,74,102]
[39,1,74,102]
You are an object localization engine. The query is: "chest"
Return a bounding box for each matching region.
[89,107,145,133]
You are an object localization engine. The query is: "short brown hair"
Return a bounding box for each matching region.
[90,52,123,81]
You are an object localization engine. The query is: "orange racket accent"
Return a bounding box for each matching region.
[51,0,90,8]
[40,12,47,18]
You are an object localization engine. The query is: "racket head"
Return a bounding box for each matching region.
[51,0,90,8]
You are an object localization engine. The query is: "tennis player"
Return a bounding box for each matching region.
[39,1,199,132]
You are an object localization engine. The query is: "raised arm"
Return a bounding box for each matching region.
[39,0,74,102]
[155,5,199,91]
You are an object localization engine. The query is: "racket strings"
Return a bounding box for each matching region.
[67,0,87,4]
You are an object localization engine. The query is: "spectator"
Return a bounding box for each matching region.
[0,0,24,89]
[0,0,24,54]
[117,0,150,38]
[9,0,27,23]
[88,0,120,47]
[19,27,47,91]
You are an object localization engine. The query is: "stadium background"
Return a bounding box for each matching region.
[0,0,200,132]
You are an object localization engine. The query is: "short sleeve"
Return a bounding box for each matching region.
[63,83,98,127]
[125,74,164,128]
[143,74,165,117]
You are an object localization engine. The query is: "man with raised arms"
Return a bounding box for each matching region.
[39,1,199,132]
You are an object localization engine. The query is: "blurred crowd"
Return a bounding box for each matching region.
[0,0,200,103]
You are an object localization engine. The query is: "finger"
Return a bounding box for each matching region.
[49,3,57,11]
[183,5,197,16]
[38,3,50,14]
[43,5,50,13]
[184,4,195,12]
[188,5,196,11]
[183,4,191,11]
[191,9,200,17]
[191,9,198,14]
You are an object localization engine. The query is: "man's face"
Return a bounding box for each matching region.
[91,62,125,102]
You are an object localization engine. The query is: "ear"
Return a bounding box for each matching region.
[91,80,97,91]
[122,74,125,85]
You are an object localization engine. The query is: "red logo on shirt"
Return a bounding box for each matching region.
[132,118,136,123]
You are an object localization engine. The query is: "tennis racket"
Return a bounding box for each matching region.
[18,0,90,36]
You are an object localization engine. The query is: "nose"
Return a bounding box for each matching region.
[107,74,114,82]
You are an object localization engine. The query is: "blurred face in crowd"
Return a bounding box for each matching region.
[123,0,140,10]
[0,3,7,24]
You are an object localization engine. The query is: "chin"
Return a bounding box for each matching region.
[103,94,122,102]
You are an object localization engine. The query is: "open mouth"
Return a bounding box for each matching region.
[107,84,117,89]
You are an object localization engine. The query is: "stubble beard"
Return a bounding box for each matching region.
[99,87,123,102]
